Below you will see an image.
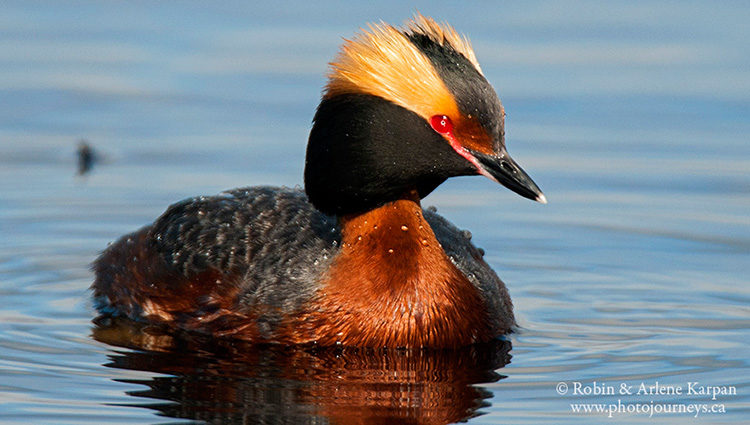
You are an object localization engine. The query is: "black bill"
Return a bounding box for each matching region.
[470,148,546,203]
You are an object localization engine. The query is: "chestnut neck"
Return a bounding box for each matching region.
[338,190,433,265]
[299,189,491,347]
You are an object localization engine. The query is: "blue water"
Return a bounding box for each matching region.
[1,1,748,424]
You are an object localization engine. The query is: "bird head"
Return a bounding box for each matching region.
[305,14,545,216]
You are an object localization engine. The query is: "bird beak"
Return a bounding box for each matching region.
[469,148,547,204]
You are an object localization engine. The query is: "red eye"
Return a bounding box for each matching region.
[430,115,454,135]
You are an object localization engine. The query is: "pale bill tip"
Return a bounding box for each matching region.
[536,193,548,204]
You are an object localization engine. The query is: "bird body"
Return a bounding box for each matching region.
[92,15,544,348]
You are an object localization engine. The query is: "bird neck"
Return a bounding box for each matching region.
[292,190,491,347]
[338,190,431,259]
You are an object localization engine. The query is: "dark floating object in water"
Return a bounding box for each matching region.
[77,139,97,175]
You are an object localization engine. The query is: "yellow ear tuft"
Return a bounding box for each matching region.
[324,16,476,121]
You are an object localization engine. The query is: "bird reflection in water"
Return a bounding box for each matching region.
[93,317,512,424]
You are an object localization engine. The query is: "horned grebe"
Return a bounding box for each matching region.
[92,14,545,348]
